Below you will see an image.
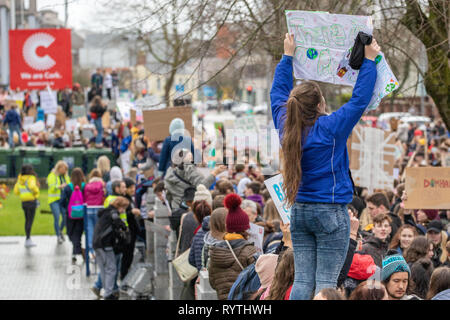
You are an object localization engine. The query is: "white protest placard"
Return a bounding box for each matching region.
[264,174,291,224]
[30,91,39,104]
[116,101,132,122]
[248,223,264,254]
[30,121,45,133]
[40,88,58,114]
[65,119,78,132]
[23,116,35,130]
[286,10,399,110]
[46,113,56,128]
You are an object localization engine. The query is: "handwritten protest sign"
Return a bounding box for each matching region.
[46,114,56,128]
[23,116,35,130]
[39,89,58,114]
[72,105,86,119]
[264,174,291,224]
[248,223,264,254]
[404,167,450,209]
[286,10,399,110]
[65,119,77,132]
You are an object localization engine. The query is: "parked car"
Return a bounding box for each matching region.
[206,100,219,110]
[231,102,253,116]
[400,115,431,131]
[253,103,268,115]
[221,99,236,111]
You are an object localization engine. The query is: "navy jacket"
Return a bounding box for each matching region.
[3,109,22,128]
[189,216,210,271]
[158,135,195,175]
[270,55,377,204]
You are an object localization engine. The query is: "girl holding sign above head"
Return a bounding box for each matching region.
[271,33,380,300]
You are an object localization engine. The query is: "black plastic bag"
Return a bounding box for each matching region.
[349,32,373,70]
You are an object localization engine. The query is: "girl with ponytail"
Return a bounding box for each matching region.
[271,33,380,299]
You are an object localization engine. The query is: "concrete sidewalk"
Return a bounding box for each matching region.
[0,236,98,300]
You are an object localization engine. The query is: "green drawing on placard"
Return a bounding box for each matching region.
[329,24,346,47]
[306,48,319,60]
[385,83,396,93]
[288,18,306,45]
[318,48,332,76]
[375,55,382,64]
[294,46,308,65]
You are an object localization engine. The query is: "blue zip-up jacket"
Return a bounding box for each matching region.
[270,55,377,204]
[189,215,210,271]
[3,109,22,128]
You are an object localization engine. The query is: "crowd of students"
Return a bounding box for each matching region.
[8,36,450,301]
[0,68,125,151]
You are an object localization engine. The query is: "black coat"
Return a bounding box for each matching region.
[93,206,128,252]
[361,235,389,267]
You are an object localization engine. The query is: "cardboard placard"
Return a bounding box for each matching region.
[143,106,193,141]
[55,108,66,128]
[102,111,110,129]
[404,167,450,209]
[349,126,396,193]
[130,109,136,125]
[27,106,37,119]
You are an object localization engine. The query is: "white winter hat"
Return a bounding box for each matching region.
[193,184,212,207]
[110,166,123,182]
[169,118,185,135]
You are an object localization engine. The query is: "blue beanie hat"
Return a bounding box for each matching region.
[169,118,185,135]
[381,254,411,281]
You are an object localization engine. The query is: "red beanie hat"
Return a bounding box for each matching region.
[224,193,250,233]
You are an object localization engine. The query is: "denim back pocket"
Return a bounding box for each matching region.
[313,205,340,234]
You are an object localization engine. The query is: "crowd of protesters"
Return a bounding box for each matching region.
[0,68,123,150]
[8,40,450,301]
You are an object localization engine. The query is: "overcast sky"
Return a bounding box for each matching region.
[36,0,104,31]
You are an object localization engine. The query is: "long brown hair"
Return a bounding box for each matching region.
[426,267,450,300]
[404,236,433,264]
[71,168,86,188]
[348,281,387,300]
[389,224,418,250]
[266,248,294,300]
[281,81,324,205]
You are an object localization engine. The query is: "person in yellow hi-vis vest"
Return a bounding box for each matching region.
[47,161,71,244]
[14,164,40,248]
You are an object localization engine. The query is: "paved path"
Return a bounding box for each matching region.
[0,236,99,300]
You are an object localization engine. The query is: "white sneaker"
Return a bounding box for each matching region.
[25,239,36,248]
[57,236,63,244]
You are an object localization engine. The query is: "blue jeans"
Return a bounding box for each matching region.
[8,124,22,148]
[94,117,103,144]
[94,252,122,292]
[50,201,66,237]
[289,203,350,300]
[86,208,100,254]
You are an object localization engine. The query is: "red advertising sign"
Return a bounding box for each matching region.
[9,29,72,90]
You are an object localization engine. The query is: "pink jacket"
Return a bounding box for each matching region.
[83,178,105,206]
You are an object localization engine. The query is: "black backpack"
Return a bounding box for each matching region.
[111,211,131,254]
